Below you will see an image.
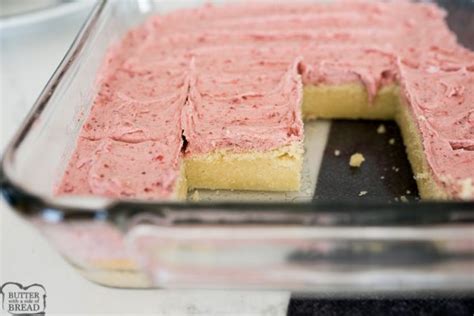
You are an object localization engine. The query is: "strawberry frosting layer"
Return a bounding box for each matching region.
[58,0,474,199]
[59,138,182,198]
[182,50,303,154]
[398,63,474,198]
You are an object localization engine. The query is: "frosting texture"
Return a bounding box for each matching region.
[57,0,474,199]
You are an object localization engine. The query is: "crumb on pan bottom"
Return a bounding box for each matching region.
[349,153,365,168]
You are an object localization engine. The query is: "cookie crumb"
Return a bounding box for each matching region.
[334,149,341,156]
[400,195,408,203]
[389,138,396,145]
[377,124,386,134]
[359,190,368,196]
[349,153,365,167]
[191,190,200,201]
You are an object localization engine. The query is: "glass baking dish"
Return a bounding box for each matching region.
[1,0,474,293]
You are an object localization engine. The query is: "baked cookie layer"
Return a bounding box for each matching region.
[185,143,303,191]
[303,84,398,120]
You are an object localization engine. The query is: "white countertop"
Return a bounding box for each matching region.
[0,5,290,315]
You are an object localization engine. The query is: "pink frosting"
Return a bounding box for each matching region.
[58,138,182,199]
[182,50,303,154]
[57,1,474,199]
[399,62,474,197]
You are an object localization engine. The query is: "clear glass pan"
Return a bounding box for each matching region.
[1,0,473,293]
